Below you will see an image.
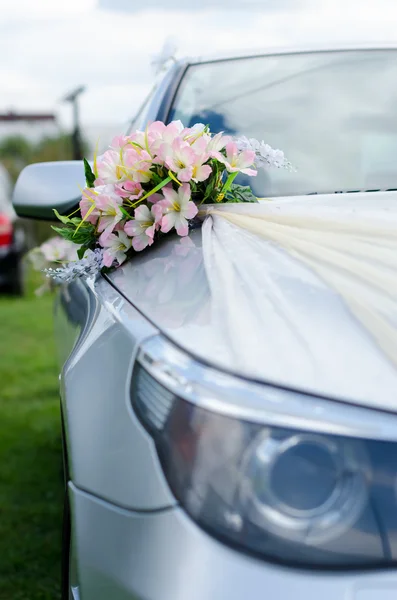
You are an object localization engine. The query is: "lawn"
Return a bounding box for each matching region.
[0,270,63,600]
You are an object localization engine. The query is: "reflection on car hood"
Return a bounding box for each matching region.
[108,202,397,412]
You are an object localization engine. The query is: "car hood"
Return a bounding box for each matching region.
[108,193,397,412]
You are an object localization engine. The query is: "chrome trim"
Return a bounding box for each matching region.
[70,587,80,600]
[136,335,397,442]
[189,43,397,65]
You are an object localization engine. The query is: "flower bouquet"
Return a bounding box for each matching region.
[46,121,289,283]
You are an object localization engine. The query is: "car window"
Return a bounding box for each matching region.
[169,50,397,197]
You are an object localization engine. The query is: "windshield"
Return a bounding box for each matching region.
[169,50,397,197]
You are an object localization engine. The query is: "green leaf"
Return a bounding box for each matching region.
[52,220,96,246]
[149,170,163,186]
[53,208,73,225]
[77,245,87,260]
[53,209,84,227]
[72,226,96,245]
[73,201,96,236]
[51,225,75,241]
[70,217,83,226]
[84,158,96,188]
[202,177,216,202]
[227,184,258,203]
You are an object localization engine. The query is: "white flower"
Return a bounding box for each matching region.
[207,131,232,155]
[235,136,289,169]
[159,184,198,237]
[124,205,160,252]
[96,149,126,185]
[95,190,124,236]
[30,237,78,270]
[99,231,132,267]
[28,247,48,271]
[44,249,104,283]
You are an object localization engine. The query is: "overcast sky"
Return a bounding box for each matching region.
[0,0,396,142]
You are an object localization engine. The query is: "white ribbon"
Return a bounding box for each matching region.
[201,194,397,401]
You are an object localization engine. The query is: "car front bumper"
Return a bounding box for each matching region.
[70,483,397,600]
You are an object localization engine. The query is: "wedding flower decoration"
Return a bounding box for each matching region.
[44,121,290,284]
[28,236,79,294]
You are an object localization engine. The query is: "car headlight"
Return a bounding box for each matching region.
[132,336,397,568]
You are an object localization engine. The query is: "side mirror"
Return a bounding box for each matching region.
[12,161,86,220]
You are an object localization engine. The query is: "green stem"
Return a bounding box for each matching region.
[216,172,239,202]
[222,172,239,195]
[132,176,172,207]
[120,206,132,219]
[67,206,82,218]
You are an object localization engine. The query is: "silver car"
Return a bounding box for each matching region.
[13,44,397,600]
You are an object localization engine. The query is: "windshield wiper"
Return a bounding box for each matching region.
[307,188,397,195]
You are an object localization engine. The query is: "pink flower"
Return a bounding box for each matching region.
[191,160,212,183]
[99,230,132,267]
[123,147,153,183]
[207,131,232,156]
[80,187,100,224]
[189,137,212,182]
[95,191,123,236]
[129,122,183,156]
[110,135,130,150]
[116,130,144,153]
[147,192,164,205]
[214,142,257,176]
[113,219,127,233]
[160,139,196,182]
[115,180,143,200]
[96,144,153,185]
[149,120,185,152]
[124,205,161,251]
[159,183,198,237]
[96,149,126,184]
[149,120,186,162]
[182,123,206,144]
[40,237,78,262]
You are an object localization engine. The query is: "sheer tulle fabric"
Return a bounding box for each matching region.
[201,195,397,393]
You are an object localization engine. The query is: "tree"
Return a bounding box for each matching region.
[0,136,33,182]
[0,133,88,246]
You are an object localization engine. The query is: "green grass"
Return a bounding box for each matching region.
[0,270,63,600]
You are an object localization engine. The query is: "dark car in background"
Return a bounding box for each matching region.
[0,164,25,295]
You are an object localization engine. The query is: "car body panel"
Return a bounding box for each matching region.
[188,41,397,64]
[70,483,397,600]
[106,192,397,412]
[57,277,176,510]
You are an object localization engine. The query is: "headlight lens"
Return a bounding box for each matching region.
[132,345,397,568]
[240,431,369,545]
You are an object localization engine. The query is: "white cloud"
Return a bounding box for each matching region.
[97,0,299,11]
[0,0,95,19]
